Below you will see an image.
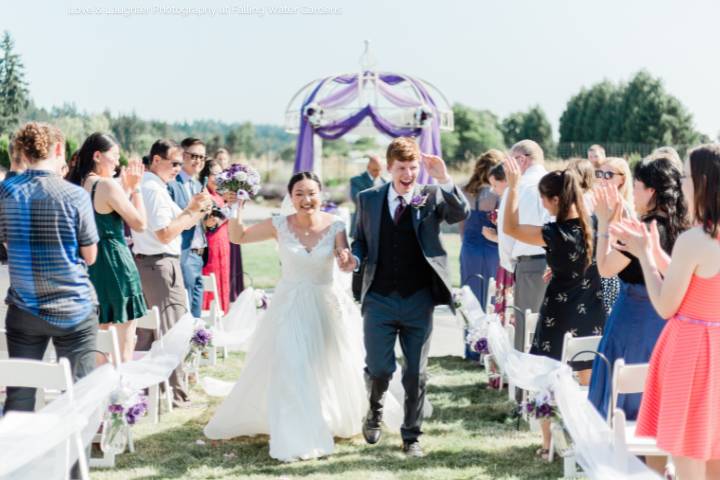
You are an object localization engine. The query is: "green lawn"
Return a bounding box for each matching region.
[91,354,562,480]
[243,233,462,290]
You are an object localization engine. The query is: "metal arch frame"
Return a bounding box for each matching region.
[283,70,454,134]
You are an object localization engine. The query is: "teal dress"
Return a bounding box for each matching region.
[88,181,147,324]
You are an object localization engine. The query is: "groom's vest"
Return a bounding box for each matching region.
[370,196,434,298]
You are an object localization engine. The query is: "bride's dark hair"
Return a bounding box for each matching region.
[288,171,322,193]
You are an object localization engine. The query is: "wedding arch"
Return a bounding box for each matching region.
[284,42,454,183]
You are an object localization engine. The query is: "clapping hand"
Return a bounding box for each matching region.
[335,248,356,272]
[504,154,522,189]
[609,218,652,259]
[593,184,622,225]
[121,159,144,193]
[421,153,450,183]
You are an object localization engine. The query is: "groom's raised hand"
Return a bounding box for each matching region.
[421,153,450,183]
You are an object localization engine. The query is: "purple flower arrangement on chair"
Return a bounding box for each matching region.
[101,387,149,454]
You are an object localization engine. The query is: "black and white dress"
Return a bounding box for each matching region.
[530,219,606,368]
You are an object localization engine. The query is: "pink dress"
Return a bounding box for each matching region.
[202,191,230,314]
[636,273,720,460]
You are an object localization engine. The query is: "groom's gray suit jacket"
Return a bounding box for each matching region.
[351,182,470,310]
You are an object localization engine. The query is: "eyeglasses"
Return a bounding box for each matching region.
[161,156,183,168]
[595,170,624,180]
[184,152,207,162]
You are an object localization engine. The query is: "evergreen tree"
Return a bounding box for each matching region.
[0,31,30,135]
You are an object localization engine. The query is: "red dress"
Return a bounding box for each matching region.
[202,190,231,314]
[636,273,720,460]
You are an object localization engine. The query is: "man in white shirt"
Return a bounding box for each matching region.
[133,139,211,407]
[497,139,551,351]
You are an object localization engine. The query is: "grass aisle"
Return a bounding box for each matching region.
[93,354,562,479]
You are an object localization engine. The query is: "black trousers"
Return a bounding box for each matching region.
[3,305,98,413]
[362,288,434,443]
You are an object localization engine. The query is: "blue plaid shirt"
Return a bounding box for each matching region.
[0,170,99,328]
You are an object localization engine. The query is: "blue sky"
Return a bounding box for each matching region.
[4,0,719,138]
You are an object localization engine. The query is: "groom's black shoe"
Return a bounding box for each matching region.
[402,440,424,458]
[362,410,383,444]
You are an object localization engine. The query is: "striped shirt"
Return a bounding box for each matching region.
[0,170,99,328]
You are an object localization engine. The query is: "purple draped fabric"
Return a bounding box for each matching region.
[293,72,443,184]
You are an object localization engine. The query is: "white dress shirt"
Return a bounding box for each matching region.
[387,179,455,217]
[496,164,551,270]
[132,172,183,256]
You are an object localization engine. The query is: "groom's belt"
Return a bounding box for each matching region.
[134,253,180,260]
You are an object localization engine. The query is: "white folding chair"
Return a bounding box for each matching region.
[548,332,603,462]
[96,327,121,368]
[134,306,172,423]
[610,360,668,462]
[484,277,496,314]
[0,357,92,480]
[201,274,225,363]
[524,310,539,354]
[0,357,73,410]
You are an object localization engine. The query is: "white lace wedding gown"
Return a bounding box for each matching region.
[204,215,401,462]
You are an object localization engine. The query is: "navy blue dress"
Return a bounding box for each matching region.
[588,215,672,421]
[460,186,499,306]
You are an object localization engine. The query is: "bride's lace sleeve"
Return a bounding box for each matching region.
[271,215,287,239]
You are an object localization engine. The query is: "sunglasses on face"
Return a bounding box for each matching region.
[161,156,183,168]
[595,170,623,180]
[184,152,207,162]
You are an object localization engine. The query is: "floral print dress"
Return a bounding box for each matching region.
[530,219,606,369]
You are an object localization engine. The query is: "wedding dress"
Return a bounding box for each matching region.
[204,215,401,461]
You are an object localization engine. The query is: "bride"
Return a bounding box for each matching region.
[204,171,401,462]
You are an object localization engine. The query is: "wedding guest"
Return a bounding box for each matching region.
[215,148,231,170]
[350,155,386,238]
[486,164,513,321]
[596,157,634,215]
[503,157,606,459]
[650,146,682,170]
[67,133,148,363]
[167,137,207,318]
[497,140,551,350]
[612,144,720,480]
[0,122,99,412]
[568,158,595,213]
[198,159,230,314]
[133,139,212,407]
[460,149,502,306]
[589,156,687,424]
[569,156,620,314]
[587,144,606,169]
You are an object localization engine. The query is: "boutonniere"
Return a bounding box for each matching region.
[410,193,429,219]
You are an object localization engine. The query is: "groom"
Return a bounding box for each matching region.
[345,137,469,457]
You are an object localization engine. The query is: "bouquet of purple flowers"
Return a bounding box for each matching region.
[215,163,262,201]
[101,387,148,454]
[522,390,558,419]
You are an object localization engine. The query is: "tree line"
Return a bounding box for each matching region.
[0,30,713,170]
